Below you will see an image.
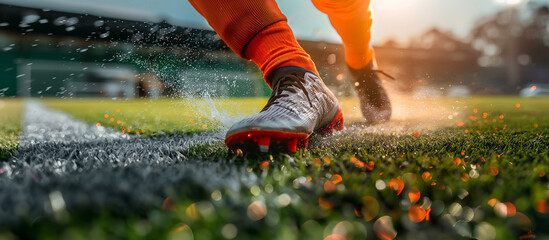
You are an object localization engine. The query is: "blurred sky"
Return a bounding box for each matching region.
[3,0,549,44]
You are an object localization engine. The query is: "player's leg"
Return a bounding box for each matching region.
[188,1,312,77]
[188,0,344,152]
[312,0,391,124]
[312,0,374,70]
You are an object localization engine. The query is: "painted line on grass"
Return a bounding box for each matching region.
[0,100,260,225]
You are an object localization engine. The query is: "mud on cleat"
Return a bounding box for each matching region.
[225,66,344,153]
[348,61,393,125]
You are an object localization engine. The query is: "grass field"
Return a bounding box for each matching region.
[43,96,549,134]
[41,96,470,134]
[42,98,269,135]
[0,99,22,161]
[2,96,549,239]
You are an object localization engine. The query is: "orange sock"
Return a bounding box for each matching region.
[245,21,318,86]
[188,0,286,59]
[189,0,317,86]
[312,0,374,70]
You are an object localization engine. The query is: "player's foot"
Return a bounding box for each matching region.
[348,62,393,124]
[225,67,344,153]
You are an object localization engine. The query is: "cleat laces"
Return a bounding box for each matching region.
[370,69,395,80]
[262,74,313,112]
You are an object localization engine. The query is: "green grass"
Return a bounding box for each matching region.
[43,98,268,135]
[0,98,23,161]
[43,96,549,135]
[4,96,549,239]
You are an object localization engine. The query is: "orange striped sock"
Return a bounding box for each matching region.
[245,21,318,87]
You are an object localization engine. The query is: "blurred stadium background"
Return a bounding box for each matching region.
[1,0,549,99]
[1,2,549,238]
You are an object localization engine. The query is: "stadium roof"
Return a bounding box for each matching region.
[0,1,225,50]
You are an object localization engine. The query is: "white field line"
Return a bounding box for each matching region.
[0,100,261,224]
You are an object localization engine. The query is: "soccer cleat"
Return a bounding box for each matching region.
[225,66,344,153]
[348,61,393,124]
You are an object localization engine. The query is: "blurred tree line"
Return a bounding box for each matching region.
[470,4,549,91]
[368,3,549,95]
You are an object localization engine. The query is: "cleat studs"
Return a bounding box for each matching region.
[258,137,270,146]
[258,137,271,153]
[259,145,269,153]
[287,138,298,152]
[233,149,243,155]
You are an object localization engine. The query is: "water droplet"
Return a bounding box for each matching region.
[99,32,110,38]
